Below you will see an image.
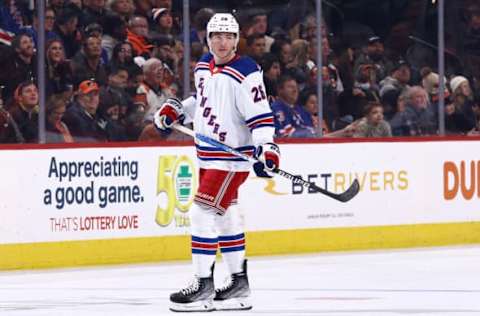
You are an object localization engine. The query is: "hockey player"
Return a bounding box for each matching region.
[153,13,280,312]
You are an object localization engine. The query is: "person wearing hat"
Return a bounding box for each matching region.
[151,7,176,37]
[445,75,476,134]
[354,35,393,84]
[379,59,411,100]
[63,79,108,142]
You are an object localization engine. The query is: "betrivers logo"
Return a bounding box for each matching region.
[255,170,408,195]
[155,155,197,227]
[443,160,479,200]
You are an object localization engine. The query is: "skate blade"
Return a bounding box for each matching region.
[170,299,215,312]
[214,297,252,311]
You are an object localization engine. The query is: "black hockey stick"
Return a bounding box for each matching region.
[173,125,360,203]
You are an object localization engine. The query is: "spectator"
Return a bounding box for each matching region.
[420,67,450,123]
[445,76,476,134]
[49,0,66,16]
[298,88,327,134]
[390,86,437,136]
[246,33,266,64]
[45,94,74,143]
[84,22,110,64]
[107,0,134,22]
[106,65,132,119]
[101,13,128,60]
[190,8,215,48]
[0,0,23,37]
[353,62,380,100]
[63,79,108,142]
[82,0,108,28]
[0,33,36,102]
[271,75,316,138]
[270,39,292,73]
[127,15,153,57]
[5,81,39,143]
[151,35,177,73]
[0,107,23,143]
[261,53,281,102]
[379,59,411,99]
[151,8,176,38]
[421,67,448,103]
[134,57,173,124]
[285,39,314,90]
[353,102,392,137]
[133,0,152,19]
[19,7,59,49]
[53,6,81,59]
[354,36,393,83]
[300,14,317,41]
[380,59,411,119]
[99,84,128,141]
[467,94,480,136]
[71,34,108,85]
[247,9,274,52]
[110,41,142,80]
[46,39,73,97]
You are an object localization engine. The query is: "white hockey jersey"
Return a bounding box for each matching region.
[182,53,275,172]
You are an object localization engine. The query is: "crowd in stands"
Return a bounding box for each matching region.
[0,0,480,144]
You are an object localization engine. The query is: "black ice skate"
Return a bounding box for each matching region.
[169,264,215,312]
[214,259,252,310]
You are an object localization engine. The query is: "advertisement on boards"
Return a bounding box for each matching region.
[0,140,479,244]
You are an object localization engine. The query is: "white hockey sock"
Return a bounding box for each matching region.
[190,203,218,278]
[215,205,245,274]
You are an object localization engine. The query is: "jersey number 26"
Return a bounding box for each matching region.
[251,85,266,103]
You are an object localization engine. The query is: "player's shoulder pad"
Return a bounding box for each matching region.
[228,56,261,78]
[195,53,213,73]
[199,52,213,63]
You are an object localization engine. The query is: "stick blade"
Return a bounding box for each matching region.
[335,179,360,202]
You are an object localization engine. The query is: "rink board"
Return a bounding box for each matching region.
[0,139,480,269]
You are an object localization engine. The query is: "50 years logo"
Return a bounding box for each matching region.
[155,155,197,227]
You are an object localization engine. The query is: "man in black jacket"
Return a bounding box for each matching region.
[63,79,108,142]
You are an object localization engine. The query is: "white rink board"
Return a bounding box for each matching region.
[0,140,479,244]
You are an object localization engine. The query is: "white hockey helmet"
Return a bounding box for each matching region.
[206,13,240,51]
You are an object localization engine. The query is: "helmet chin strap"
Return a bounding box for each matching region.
[210,50,236,64]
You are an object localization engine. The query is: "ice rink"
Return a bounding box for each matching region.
[1,246,479,316]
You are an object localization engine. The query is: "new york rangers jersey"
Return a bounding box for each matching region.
[182,53,275,172]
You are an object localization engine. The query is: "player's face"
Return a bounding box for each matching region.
[210,32,236,63]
